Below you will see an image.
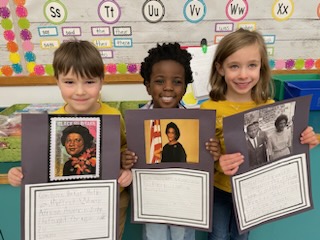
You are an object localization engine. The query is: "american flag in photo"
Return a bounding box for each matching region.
[149,119,162,163]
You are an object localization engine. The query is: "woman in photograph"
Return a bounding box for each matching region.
[161,122,187,163]
[61,124,96,176]
[268,114,292,161]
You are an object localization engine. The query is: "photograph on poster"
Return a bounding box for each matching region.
[223,96,313,233]
[125,108,216,231]
[49,116,101,181]
[243,101,295,168]
[144,119,199,164]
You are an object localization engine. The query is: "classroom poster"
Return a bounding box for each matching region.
[21,113,121,240]
[223,95,313,233]
[125,108,216,231]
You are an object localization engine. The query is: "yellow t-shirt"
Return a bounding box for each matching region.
[53,102,127,191]
[200,99,274,192]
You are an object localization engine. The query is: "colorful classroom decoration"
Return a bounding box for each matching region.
[0,0,319,81]
[225,0,248,22]
[272,0,294,21]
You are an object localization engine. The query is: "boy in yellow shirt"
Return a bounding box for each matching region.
[8,40,132,239]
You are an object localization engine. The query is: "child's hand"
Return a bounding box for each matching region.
[8,167,23,187]
[206,138,221,161]
[219,153,244,176]
[118,169,133,188]
[300,126,319,149]
[121,149,138,169]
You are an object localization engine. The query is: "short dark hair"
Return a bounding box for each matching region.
[275,114,288,127]
[140,42,193,87]
[53,40,105,80]
[61,125,94,150]
[165,122,180,140]
[247,121,259,130]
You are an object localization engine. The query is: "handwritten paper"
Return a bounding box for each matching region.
[132,168,210,229]
[25,180,117,240]
[232,154,311,232]
[187,45,217,100]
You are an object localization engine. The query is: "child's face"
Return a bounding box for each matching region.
[216,43,261,102]
[57,70,102,114]
[146,60,186,108]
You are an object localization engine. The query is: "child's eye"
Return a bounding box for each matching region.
[64,80,74,84]
[230,65,239,69]
[154,79,164,84]
[249,63,258,68]
[173,79,183,85]
[86,80,97,84]
[84,77,99,84]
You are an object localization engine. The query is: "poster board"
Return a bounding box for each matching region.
[0,0,320,85]
[21,113,121,240]
[223,96,313,233]
[125,108,216,231]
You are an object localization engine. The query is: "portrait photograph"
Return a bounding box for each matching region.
[144,119,199,164]
[243,101,295,168]
[49,116,101,181]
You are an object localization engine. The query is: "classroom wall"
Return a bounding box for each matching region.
[1,0,320,77]
[0,84,151,107]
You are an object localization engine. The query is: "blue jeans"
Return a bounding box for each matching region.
[208,188,249,240]
[143,223,195,240]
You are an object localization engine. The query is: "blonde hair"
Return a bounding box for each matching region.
[209,28,274,104]
[53,40,105,80]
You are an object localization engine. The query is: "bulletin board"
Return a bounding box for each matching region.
[0,0,320,86]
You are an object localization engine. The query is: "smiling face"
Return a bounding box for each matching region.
[65,133,85,156]
[57,69,102,114]
[146,60,186,108]
[216,43,261,102]
[276,119,287,132]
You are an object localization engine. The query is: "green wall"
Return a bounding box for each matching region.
[0,185,20,239]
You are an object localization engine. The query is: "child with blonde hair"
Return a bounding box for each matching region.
[201,28,319,240]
